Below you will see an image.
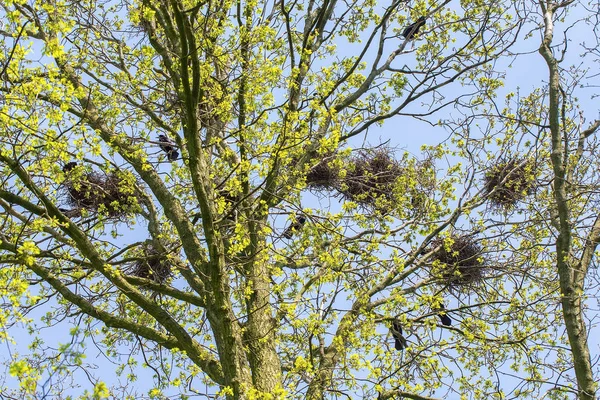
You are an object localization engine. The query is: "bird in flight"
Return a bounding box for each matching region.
[402,16,426,40]
[158,135,179,161]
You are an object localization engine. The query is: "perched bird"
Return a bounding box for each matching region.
[62,161,78,173]
[433,303,452,326]
[191,212,202,225]
[401,16,426,40]
[282,214,306,239]
[391,320,407,351]
[158,134,179,161]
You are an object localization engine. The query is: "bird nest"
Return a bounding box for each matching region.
[484,158,535,210]
[62,162,139,218]
[305,155,340,191]
[339,147,403,208]
[125,244,173,284]
[430,236,486,287]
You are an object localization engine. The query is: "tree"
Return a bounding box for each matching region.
[0,0,598,399]
[442,1,600,398]
[537,1,599,398]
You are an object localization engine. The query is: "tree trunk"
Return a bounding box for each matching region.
[538,2,597,399]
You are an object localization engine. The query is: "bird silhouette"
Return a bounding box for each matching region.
[402,16,426,40]
[282,214,306,239]
[391,320,407,350]
[191,212,202,225]
[433,303,452,326]
[158,135,179,161]
[62,161,78,173]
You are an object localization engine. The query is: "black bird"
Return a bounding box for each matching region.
[391,320,407,351]
[433,303,452,326]
[191,212,202,225]
[401,16,426,40]
[63,161,78,173]
[282,214,306,239]
[158,134,179,161]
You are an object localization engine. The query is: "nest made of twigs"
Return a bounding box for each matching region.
[430,235,486,287]
[484,158,535,209]
[62,163,139,218]
[339,147,403,208]
[125,244,173,284]
[305,155,340,191]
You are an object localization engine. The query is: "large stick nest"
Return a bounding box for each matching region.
[61,162,139,218]
[125,244,173,284]
[305,155,341,191]
[339,147,403,208]
[430,236,487,287]
[484,158,536,209]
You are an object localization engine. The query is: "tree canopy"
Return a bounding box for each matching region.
[0,0,599,399]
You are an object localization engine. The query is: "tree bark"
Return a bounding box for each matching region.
[538,2,597,399]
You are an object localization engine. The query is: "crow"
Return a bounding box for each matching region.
[282,214,306,239]
[391,320,407,351]
[63,161,78,173]
[158,134,179,161]
[433,303,452,326]
[191,212,201,225]
[401,16,426,40]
